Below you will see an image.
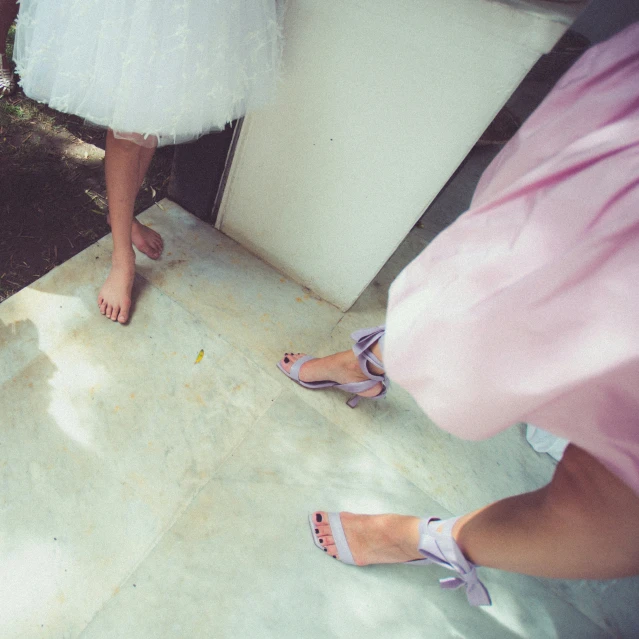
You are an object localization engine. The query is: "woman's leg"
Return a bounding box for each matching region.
[314,445,639,580]
[454,444,639,579]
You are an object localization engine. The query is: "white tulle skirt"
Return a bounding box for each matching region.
[15,0,281,146]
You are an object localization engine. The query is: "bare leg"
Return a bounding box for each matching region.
[279,341,385,400]
[131,142,163,259]
[106,139,163,259]
[454,444,639,579]
[313,445,639,580]
[98,130,142,323]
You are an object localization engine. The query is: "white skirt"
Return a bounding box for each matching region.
[15,0,281,146]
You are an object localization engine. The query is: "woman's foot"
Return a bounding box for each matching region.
[311,512,422,565]
[279,348,384,399]
[131,218,163,259]
[97,250,136,323]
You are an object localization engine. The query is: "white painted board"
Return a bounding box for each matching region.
[217,0,582,310]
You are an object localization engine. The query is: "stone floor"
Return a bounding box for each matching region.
[2,186,637,637]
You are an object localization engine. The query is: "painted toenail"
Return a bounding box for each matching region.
[284,357,290,363]
[316,514,322,522]
[323,548,327,552]
[315,529,319,534]
[332,555,336,558]
[319,539,323,543]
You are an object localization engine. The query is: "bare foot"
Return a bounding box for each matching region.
[311,512,422,565]
[279,349,385,399]
[97,250,135,324]
[131,218,163,259]
[107,213,164,260]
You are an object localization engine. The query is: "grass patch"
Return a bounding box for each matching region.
[6,23,15,58]
[1,101,26,119]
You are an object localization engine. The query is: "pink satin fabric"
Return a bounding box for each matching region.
[385,23,639,495]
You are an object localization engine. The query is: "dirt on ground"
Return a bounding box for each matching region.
[0,28,173,303]
[0,95,173,303]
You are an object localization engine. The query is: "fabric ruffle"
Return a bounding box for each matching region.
[15,0,282,146]
[384,23,639,496]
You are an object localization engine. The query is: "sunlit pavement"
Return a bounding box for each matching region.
[1,197,636,637]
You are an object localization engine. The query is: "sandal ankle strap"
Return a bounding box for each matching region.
[417,516,492,607]
[351,325,387,382]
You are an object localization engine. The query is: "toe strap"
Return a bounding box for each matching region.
[327,512,356,565]
[289,355,316,382]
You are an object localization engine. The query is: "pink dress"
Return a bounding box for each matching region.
[385,23,639,496]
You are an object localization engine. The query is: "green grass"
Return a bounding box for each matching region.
[6,24,15,59]
[0,99,55,131]
[0,102,19,126]
[1,101,25,118]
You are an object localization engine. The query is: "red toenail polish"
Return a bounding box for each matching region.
[316,514,322,522]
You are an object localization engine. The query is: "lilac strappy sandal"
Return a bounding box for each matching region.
[309,512,491,607]
[277,326,389,408]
